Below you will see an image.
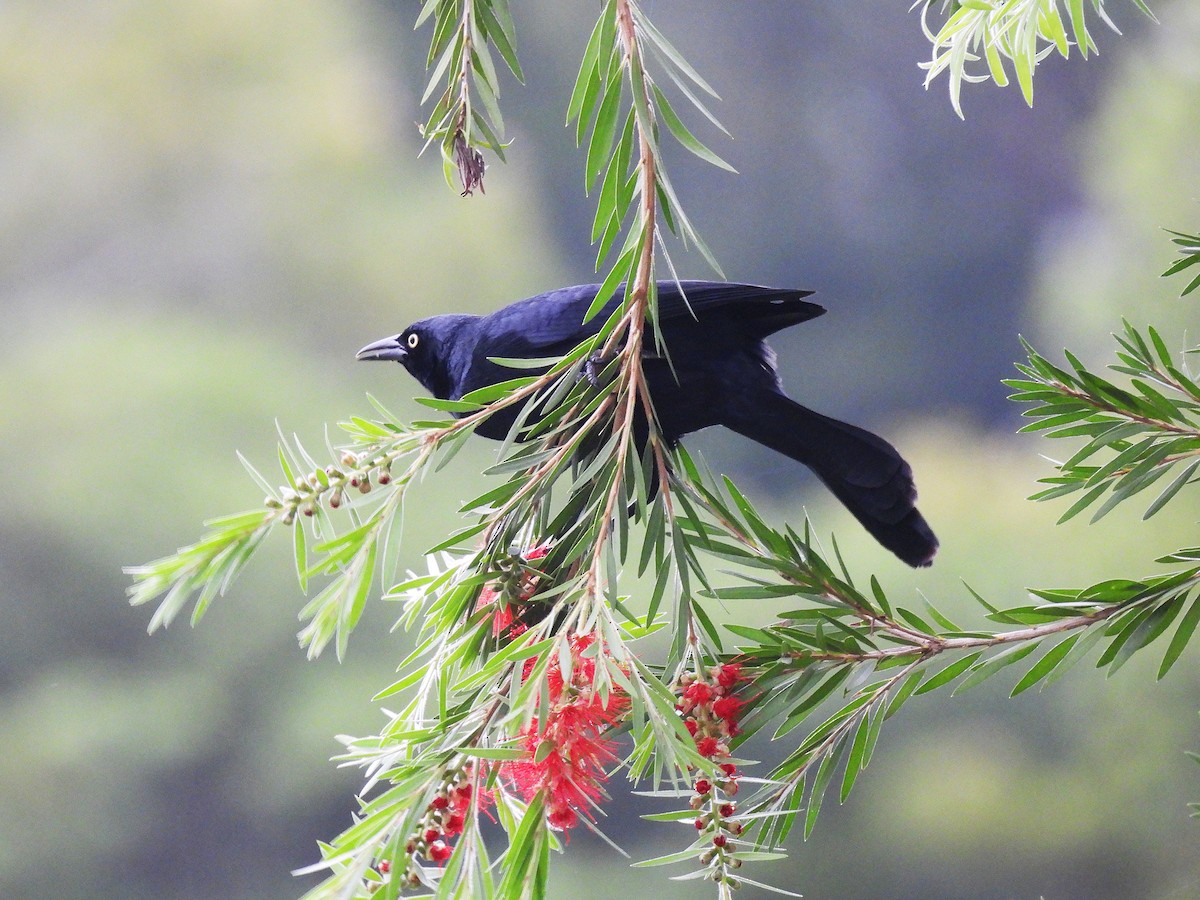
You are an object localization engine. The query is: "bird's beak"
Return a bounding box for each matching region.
[356,335,407,363]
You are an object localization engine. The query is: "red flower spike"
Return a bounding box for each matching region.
[474,544,553,639]
[491,604,516,637]
[444,813,465,837]
[547,805,578,830]
[423,828,439,844]
[428,841,452,865]
[712,695,744,723]
[695,736,720,758]
[716,663,744,689]
[683,682,713,705]
[501,632,629,834]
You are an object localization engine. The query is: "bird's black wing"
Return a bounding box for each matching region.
[479,281,824,355]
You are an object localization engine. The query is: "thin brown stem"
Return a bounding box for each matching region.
[586,0,663,592]
[780,602,1123,666]
[1053,383,1200,437]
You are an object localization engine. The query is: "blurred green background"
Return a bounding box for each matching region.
[2,1,1199,897]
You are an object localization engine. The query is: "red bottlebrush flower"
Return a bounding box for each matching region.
[719,762,738,777]
[430,795,450,810]
[716,663,744,689]
[475,544,552,636]
[475,582,517,637]
[683,681,713,705]
[490,604,516,637]
[695,736,720,758]
[444,813,465,837]
[547,805,578,830]
[423,828,439,844]
[685,719,698,736]
[694,779,712,795]
[712,834,727,848]
[501,633,629,834]
[720,803,735,817]
[711,695,744,724]
[427,841,452,865]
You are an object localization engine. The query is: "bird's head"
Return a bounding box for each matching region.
[356,315,476,400]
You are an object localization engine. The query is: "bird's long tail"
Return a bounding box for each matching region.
[721,390,938,567]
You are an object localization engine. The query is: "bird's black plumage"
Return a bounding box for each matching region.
[357,280,938,567]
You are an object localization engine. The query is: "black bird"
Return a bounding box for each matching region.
[357,281,938,567]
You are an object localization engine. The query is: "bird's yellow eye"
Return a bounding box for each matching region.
[407,333,419,349]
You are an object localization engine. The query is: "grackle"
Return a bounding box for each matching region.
[357,281,938,567]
